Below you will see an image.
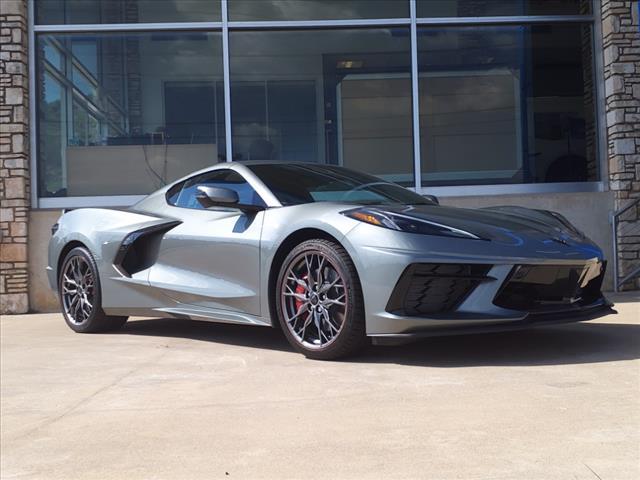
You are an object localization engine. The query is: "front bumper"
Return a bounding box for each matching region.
[369,298,615,345]
[343,222,614,337]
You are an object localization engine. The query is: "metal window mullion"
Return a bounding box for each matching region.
[38,195,146,209]
[410,0,421,189]
[71,58,99,87]
[415,15,594,26]
[592,5,607,186]
[228,18,411,29]
[264,80,269,142]
[33,16,594,33]
[33,22,223,33]
[28,0,38,208]
[221,0,233,162]
[413,181,605,197]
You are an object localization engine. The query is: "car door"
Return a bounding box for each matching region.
[148,169,266,316]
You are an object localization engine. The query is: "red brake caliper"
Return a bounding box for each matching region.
[294,275,308,311]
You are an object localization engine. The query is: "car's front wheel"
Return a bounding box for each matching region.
[58,246,128,333]
[275,239,366,360]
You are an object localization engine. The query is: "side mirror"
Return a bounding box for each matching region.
[196,185,239,208]
[195,185,265,213]
[423,194,439,205]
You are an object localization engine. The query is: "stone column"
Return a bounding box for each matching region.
[601,0,640,290]
[0,0,30,313]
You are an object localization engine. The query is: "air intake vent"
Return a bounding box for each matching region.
[494,262,605,312]
[113,221,181,277]
[386,263,492,316]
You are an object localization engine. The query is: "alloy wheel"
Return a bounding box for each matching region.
[61,255,95,325]
[281,251,348,350]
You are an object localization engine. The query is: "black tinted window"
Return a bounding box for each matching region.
[169,170,265,210]
[248,164,432,206]
[166,181,185,205]
[229,0,407,21]
[417,0,589,17]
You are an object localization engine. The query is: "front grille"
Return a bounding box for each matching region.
[386,263,492,316]
[493,262,605,312]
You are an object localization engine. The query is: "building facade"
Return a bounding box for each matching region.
[1,0,638,314]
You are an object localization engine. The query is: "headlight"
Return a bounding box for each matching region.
[341,207,484,240]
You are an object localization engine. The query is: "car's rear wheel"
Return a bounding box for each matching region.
[275,239,366,360]
[58,246,128,333]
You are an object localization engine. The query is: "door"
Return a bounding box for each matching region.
[148,169,266,316]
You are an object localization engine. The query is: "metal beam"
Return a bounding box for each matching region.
[410,0,421,189]
[221,0,233,162]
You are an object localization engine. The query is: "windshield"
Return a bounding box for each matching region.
[248,164,434,206]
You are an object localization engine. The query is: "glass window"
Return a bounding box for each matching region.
[43,42,64,71]
[229,0,408,21]
[39,72,66,196]
[229,28,414,186]
[171,169,266,209]
[35,0,220,24]
[416,0,591,17]
[71,39,98,77]
[417,24,597,186]
[36,32,225,198]
[249,164,431,206]
[71,65,98,101]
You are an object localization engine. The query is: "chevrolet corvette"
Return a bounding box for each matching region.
[48,162,614,359]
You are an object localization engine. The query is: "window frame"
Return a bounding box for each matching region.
[29,0,606,210]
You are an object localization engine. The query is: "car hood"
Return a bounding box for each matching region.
[370,204,590,247]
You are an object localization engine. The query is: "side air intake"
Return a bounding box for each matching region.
[386,263,492,316]
[113,221,181,277]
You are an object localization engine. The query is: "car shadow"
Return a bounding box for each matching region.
[357,322,640,367]
[119,318,640,368]
[120,318,292,353]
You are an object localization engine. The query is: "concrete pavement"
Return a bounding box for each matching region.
[1,293,639,479]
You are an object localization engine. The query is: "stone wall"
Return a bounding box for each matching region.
[0,0,30,313]
[602,0,640,290]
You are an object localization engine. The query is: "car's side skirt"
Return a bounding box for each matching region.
[104,306,272,327]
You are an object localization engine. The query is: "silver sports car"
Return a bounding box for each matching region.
[48,162,614,359]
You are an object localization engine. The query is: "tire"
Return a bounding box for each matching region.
[275,239,367,360]
[58,246,128,333]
